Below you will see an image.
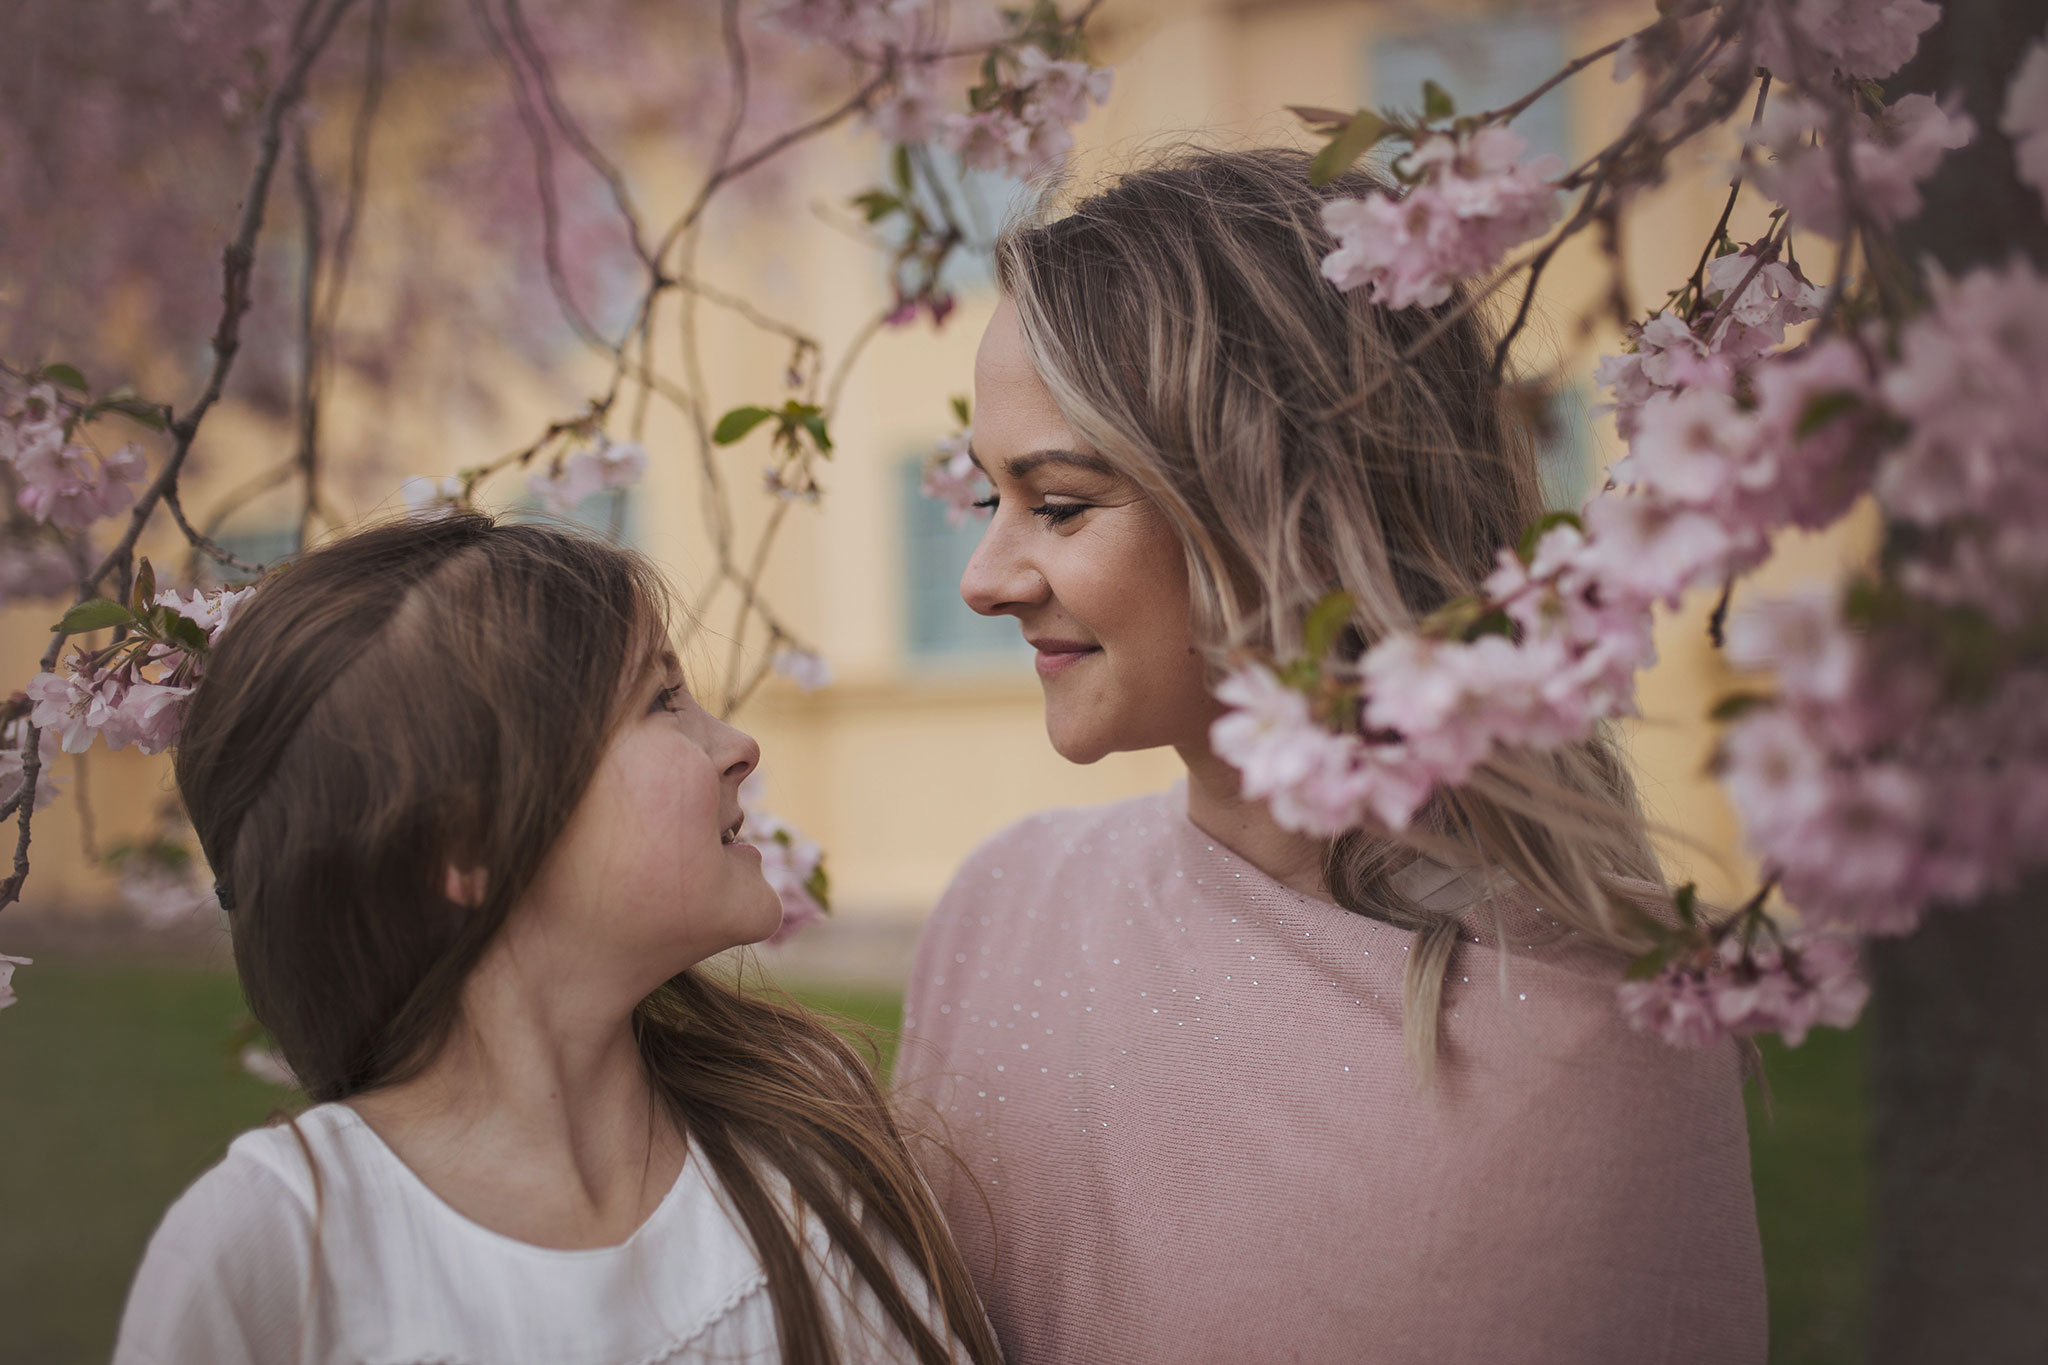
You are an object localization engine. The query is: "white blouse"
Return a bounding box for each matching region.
[113,1103,965,1365]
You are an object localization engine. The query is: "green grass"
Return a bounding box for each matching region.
[1747,1026,1868,1365]
[0,958,1859,1365]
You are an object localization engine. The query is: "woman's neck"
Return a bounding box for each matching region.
[1177,741,1334,902]
[347,934,684,1250]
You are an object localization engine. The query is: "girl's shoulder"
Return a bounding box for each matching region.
[112,1110,336,1364]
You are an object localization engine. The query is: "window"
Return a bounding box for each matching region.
[897,458,1027,663]
[1368,18,1573,163]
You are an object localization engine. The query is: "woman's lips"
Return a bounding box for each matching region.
[1031,641,1100,678]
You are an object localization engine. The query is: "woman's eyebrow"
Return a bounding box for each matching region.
[969,444,1118,479]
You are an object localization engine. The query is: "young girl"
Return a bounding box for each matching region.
[898,148,1765,1363]
[116,514,1000,1365]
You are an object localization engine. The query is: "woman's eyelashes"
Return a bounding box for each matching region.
[971,494,1089,525]
[653,685,682,715]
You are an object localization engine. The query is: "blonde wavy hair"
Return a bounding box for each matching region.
[997,146,1666,1079]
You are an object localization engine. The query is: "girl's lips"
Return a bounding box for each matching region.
[1033,645,1100,678]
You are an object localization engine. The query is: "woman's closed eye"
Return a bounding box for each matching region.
[653,685,682,715]
[972,494,1089,526]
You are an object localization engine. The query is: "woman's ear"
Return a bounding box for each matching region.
[443,864,489,908]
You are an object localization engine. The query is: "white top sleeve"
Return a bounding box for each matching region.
[112,1149,316,1365]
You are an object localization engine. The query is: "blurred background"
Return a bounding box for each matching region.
[0,1,1867,1360]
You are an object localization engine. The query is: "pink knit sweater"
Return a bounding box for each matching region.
[898,789,1766,1364]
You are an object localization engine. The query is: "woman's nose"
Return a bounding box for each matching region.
[960,522,1049,617]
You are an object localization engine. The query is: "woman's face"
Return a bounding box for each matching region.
[961,298,1218,764]
[514,653,782,988]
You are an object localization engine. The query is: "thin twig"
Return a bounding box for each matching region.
[291,126,325,550]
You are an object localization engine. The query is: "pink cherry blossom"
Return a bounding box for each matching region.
[400,474,465,518]
[120,857,220,927]
[1724,588,1860,703]
[157,584,256,645]
[771,645,832,692]
[27,667,121,754]
[1703,249,1824,360]
[759,0,922,49]
[239,1044,297,1088]
[1620,930,1869,1050]
[1751,92,1975,239]
[1616,967,1724,1049]
[0,720,62,813]
[529,437,647,514]
[1753,0,1940,82]
[1320,126,1561,310]
[738,773,829,943]
[0,542,76,602]
[0,952,30,1011]
[920,431,988,525]
[12,439,147,532]
[2003,41,2048,212]
[870,62,949,145]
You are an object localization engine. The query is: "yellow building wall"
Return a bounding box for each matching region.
[14,0,1863,923]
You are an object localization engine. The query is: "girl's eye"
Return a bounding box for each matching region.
[970,495,999,512]
[653,686,681,715]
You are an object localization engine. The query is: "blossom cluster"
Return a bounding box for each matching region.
[1320,126,1563,310]
[920,428,988,526]
[2005,41,2048,212]
[1749,92,1975,240]
[738,773,829,944]
[528,436,648,516]
[937,47,1113,180]
[27,582,254,759]
[1617,929,1868,1050]
[1,380,149,533]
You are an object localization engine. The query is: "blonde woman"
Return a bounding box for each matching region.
[896,149,1764,1364]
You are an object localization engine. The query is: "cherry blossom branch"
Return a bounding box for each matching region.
[0,0,364,906]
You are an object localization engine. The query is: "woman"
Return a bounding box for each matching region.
[118,514,999,1365]
[896,149,1765,1363]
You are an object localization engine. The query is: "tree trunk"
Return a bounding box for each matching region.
[1868,4,2048,1361]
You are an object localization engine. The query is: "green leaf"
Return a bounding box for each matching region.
[1301,590,1356,660]
[1709,691,1771,722]
[1276,657,1321,691]
[1308,110,1389,186]
[54,599,135,636]
[1463,609,1514,641]
[1624,944,1677,981]
[93,396,169,431]
[162,613,210,655]
[891,143,914,193]
[712,406,776,445]
[1287,104,1356,134]
[1517,509,1584,563]
[1422,79,1455,123]
[949,394,972,428]
[38,362,88,393]
[1796,390,1862,437]
[131,558,157,617]
[1672,882,1699,927]
[799,412,833,455]
[851,190,902,223]
[1418,594,1486,639]
[804,860,832,913]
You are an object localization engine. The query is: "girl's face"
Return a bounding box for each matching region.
[513,653,782,988]
[960,299,1218,764]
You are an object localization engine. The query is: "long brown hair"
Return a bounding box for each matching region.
[173,513,999,1365]
[997,147,1665,1079]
